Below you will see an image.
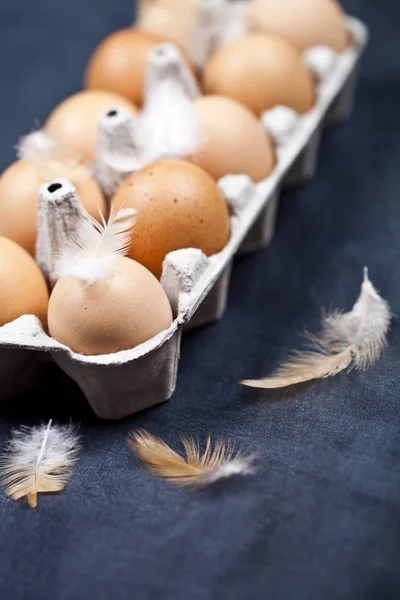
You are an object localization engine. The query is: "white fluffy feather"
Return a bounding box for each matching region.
[16,130,56,162]
[16,129,91,182]
[135,80,203,162]
[56,206,137,285]
[0,420,80,508]
[241,269,391,389]
[198,456,256,485]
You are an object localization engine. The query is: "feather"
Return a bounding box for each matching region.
[16,130,56,161]
[241,269,391,389]
[0,420,80,508]
[55,205,137,284]
[135,80,203,162]
[16,129,90,182]
[128,430,256,486]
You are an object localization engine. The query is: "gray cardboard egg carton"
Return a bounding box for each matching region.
[0,17,368,419]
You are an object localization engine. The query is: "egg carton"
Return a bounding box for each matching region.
[0,17,368,419]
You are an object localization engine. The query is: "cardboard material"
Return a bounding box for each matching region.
[0,18,368,419]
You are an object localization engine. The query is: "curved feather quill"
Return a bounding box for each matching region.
[241,269,391,389]
[128,430,256,486]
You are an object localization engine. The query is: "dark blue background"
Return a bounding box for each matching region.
[0,1,399,599]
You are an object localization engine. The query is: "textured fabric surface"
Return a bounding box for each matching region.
[0,1,399,599]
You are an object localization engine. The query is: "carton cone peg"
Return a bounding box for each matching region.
[261,106,300,146]
[161,249,209,316]
[303,46,338,81]
[36,178,93,288]
[95,107,139,199]
[147,43,200,99]
[188,0,225,69]
[218,175,255,214]
[217,0,249,46]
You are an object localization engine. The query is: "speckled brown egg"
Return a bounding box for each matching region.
[0,159,107,256]
[247,0,349,52]
[192,95,275,182]
[48,256,173,355]
[112,160,230,279]
[45,90,138,163]
[84,29,167,107]
[0,236,49,327]
[203,33,316,116]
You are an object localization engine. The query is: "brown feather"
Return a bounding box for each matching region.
[128,430,255,486]
[241,348,353,389]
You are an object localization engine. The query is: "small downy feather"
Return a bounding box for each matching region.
[135,81,203,163]
[0,420,80,508]
[128,430,256,486]
[241,269,391,389]
[16,129,90,182]
[16,130,56,162]
[56,206,137,284]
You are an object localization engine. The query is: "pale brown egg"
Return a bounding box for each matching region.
[84,29,167,107]
[0,159,107,256]
[203,33,316,116]
[247,0,349,52]
[112,160,230,279]
[192,95,275,182]
[45,90,138,163]
[136,0,197,51]
[48,256,173,355]
[0,236,49,327]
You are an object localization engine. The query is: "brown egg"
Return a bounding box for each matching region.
[203,33,315,116]
[84,29,167,107]
[0,236,49,327]
[0,159,107,256]
[192,95,275,182]
[45,90,138,163]
[247,0,349,52]
[112,160,230,279]
[48,256,173,355]
[136,0,197,51]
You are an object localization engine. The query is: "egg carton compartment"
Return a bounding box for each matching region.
[0,17,368,419]
[95,18,367,237]
[0,345,42,401]
[184,261,233,330]
[0,314,182,420]
[282,124,323,188]
[325,60,361,127]
[0,176,277,419]
[237,186,280,256]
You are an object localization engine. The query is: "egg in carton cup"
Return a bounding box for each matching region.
[0,17,367,420]
[136,0,249,71]
[0,174,272,420]
[96,18,368,242]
